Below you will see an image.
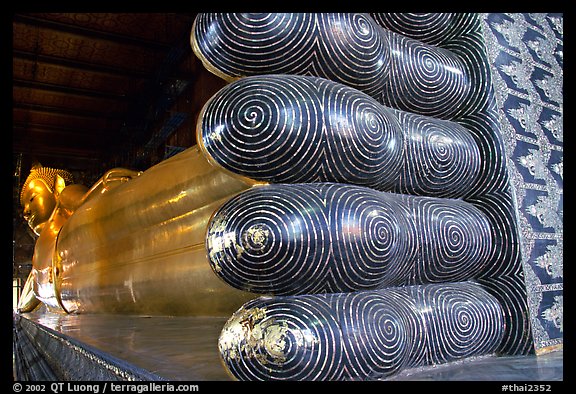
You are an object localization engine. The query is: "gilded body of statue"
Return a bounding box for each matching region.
[19,164,87,312]
[18,148,260,316]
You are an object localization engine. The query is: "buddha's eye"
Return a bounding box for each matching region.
[29,195,36,203]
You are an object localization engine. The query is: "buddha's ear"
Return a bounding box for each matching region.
[54,174,67,197]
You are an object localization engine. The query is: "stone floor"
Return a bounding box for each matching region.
[19,308,563,381]
[390,349,563,381]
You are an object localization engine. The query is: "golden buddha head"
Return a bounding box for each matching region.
[20,163,74,235]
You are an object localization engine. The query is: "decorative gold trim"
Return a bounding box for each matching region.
[535,343,563,356]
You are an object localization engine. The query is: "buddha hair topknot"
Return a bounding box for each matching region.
[20,163,74,206]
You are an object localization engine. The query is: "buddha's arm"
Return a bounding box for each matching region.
[80,168,142,205]
[17,271,40,313]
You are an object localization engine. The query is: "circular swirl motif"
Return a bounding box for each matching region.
[329,185,412,290]
[193,13,316,79]
[219,295,343,380]
[193,13,482,119]
[200,74,481,198]
[413,283,505,364]
[194,12,529,359]
[207,183,493,295]
[200,75,325,183]
[443,33,493,118]
[369,13,483,120]
[315,13,390,99]
[206,184,330,295]
[338,290,413,378]
[382,31,471,119]
[193,13,390,97]
[410,197,492,284]
[370,13,477,46]
[320,80,404,189]
[394,110,481,197]
[219,282,505,380]
[200,75,405,187]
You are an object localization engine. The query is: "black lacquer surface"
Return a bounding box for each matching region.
[194,12,534,370]
[200,75,481,198]
[219,282,504,380]
[193,14,390,99]
[207,183,493,295]
[193,13,477,119]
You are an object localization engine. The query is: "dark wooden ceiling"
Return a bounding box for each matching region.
[13,12,199,173]
[12,13,229,279]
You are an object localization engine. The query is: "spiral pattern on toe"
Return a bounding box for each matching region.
[193,13,390,98]
[207,184,329,295]
[315,13,390,98]
[199,75,405,187]
[382,31,471,119]
[192,13,316,79]
[206,183,493,295]
[219,282,505,380]
[370,13,477,46]
[329,185,413,290]
[392,110,481,197]
[411,283,505,364]
[194,12,532,358]
[338,290,414,378]
[192,13,479,119]
[199,75,325,182]
[409,197,492,284]
[219,295,343,381]
[199,74,481,198]
[322,81,403,189]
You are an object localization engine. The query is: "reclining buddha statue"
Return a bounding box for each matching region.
[17,12,533,380]
[18,155,260,316]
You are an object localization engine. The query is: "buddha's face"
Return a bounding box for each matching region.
[21,178,57,236]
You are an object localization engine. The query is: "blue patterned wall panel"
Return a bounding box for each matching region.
[481,13,563,354]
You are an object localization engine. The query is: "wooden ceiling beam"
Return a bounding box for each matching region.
[13,122,118,138]
[13,143,104,159]
[13,79,130,100]
[13,50,154,79]
[13,102,125,120]
[13,13,172,51]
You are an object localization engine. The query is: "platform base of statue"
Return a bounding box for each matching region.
[13,306,228,381]
[13,307,562,382]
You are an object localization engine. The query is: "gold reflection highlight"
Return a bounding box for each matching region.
[19,146,263,316]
